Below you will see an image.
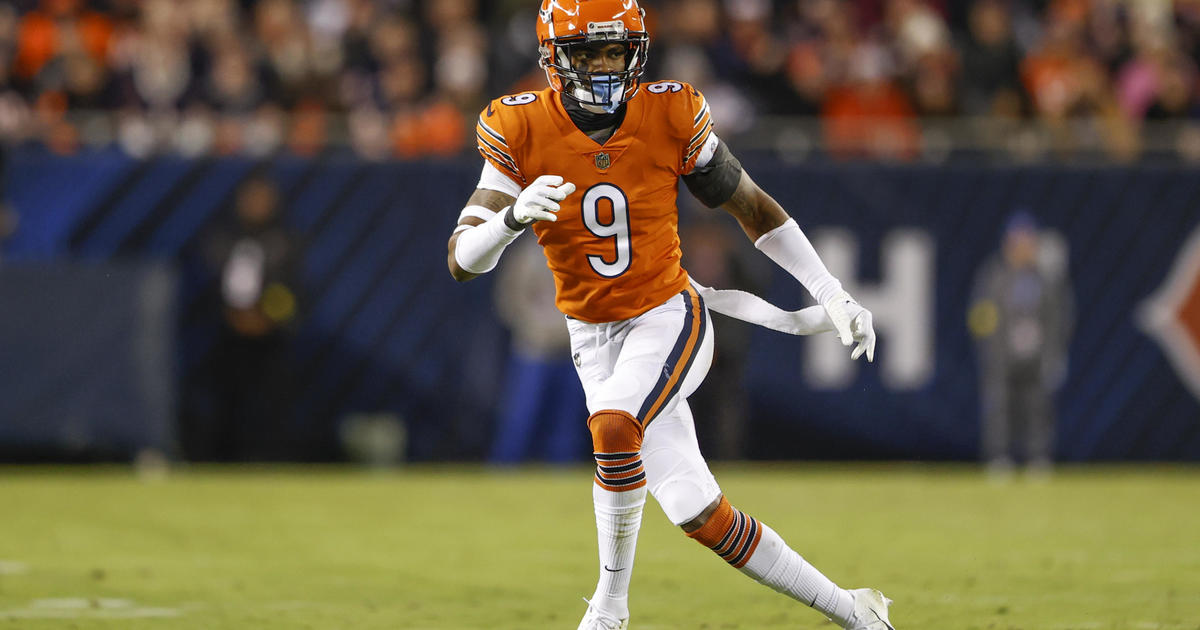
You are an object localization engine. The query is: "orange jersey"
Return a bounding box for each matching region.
[475,81,715,323]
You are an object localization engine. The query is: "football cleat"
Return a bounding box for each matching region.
[845,588,895,630]
[576,599,629,630]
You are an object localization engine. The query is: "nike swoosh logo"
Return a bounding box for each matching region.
[603,565,624,573]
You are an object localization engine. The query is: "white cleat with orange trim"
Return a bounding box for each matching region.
[576,600,629,630]
[845,588,895,629]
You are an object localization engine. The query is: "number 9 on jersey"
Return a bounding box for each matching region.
[582,184,631,278]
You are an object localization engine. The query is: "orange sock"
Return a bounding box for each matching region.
[686,496,763,569]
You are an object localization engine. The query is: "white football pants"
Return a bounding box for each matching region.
[566,287,722,525]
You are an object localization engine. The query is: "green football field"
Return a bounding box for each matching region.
[0,464,1197,629]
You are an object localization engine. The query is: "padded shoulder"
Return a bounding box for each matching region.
[475,91,552,187]
[638,80,715,174]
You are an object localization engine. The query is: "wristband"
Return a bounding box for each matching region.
[501,206,528,231]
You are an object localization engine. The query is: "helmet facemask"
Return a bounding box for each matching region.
[541,25,649,113]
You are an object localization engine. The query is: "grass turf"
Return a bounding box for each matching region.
[0,464,1197,629]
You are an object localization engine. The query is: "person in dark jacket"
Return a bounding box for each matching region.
[189,173,302,461]
[969,210,1073,478]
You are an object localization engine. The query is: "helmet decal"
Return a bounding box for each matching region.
[540,0,580,20]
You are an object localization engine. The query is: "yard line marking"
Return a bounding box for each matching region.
[33,598,131,609]
[2,598,181,619]
[262,600,320,610]
[0,560,28,575]
[3,608,181,619]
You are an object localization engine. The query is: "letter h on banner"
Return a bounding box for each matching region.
[805,229,936,391]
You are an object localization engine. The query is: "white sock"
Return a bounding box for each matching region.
[587,482,646,619]
[739,522,855,627]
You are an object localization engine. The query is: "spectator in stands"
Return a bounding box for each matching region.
[189,173,303,461]
[14,0,112,86]
[960,0,1024,117]
[205,38,265,114]
[1116,29,1200,122]
[822,40,920,160]
[1,0,1200,159]
[908,43,959,117]
[1021,7,1137,158]
[785,0,856,118]
[1144,55,1200,121]
[968,210,1073,480]
[711,0,801,117]
[0,5,31,143]
[0,3,15,57]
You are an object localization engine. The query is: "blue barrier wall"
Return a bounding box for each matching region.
[3,148,1198,461]
[0,262,177,457]
[743,165,1200,461]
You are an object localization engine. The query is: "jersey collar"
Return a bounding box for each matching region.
[550,86,645,152]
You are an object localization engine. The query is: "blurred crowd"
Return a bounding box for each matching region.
[1,0,1199,160]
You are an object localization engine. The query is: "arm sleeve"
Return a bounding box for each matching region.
[681,136,743,208]
[753,219,844,307]
[475,105,525,188]
[477,160,523,198]
[453,208,524,275]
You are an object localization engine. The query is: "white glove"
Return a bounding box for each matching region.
[511,174,576,224]
[822,290,876,362]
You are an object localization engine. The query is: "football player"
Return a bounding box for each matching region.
[447,1,892,628]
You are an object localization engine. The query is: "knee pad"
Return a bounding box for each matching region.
[588,409,643,454]
[588,410,645,491]
[654,478,718,526]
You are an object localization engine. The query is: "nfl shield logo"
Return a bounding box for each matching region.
[594,152,611,170]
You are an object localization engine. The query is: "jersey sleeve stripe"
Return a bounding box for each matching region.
[688,117,712,151]
[477,117,509,148]
[693,100,710,127]
[477,144,519,176]
[476,134,519,171]
[686,121,714,163]
[477,145,522,179]
[475,129,517,164]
